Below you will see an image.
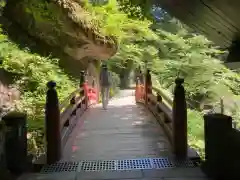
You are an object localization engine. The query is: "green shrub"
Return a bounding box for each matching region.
[187,109,205,158]
[0,27,78,157]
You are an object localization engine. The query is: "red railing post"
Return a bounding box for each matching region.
[172,78,188,159]
[45,81,61,164]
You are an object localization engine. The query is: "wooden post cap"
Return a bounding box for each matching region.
[175,78,184,85]
[47,81,56,89]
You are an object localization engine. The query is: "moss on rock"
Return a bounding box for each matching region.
[4,0,117,60]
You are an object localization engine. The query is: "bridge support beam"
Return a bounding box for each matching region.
[45,81,61,164]
[172,78,188,159]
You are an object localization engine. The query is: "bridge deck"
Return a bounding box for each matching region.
[63,90,171,161]
[19,90,208,180]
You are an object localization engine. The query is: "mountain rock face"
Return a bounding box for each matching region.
[0,69,19,116]
[4,0,117,61]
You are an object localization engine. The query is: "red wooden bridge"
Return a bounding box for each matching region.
[1,0,240,179]
[0,69,238,180]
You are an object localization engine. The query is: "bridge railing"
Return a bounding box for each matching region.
[135,69,240,178]
[59,87,84,149]
[44,70,98,165]
[135,70,188,159]
[147,87,173,144]
[0,70,98,175]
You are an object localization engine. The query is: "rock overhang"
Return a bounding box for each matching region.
[4,0,118,61]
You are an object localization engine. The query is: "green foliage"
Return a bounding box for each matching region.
[85,0,159,86]
[23,0,60,23]
[150,24,240,156]
[117,0,152,19]
[3,0,240,159]
[21,0,65,45]
[0,27,78,156]
[84,0,155,43]
[151,31,227,103]
[86,0,240,157]
[187,110,205,158]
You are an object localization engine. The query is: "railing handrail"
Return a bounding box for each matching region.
[151,86,173,108]
[59,87,83,112]
[59,87,85,131]
[135,75,188,159]
[146,86,173,125]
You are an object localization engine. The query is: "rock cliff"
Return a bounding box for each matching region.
[4,0,117,61]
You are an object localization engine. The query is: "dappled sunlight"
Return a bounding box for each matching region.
[108,99,135,107]
[120,114,133,120]
[120,116,131,120]
[4,0,240,170]
[157,141,170,150]
[125,107,134,112]
[93,103,137,110]
[72,145,79,153]
[76,132,86,138]
[132,120,143,126]
[138,116,145,120]
[107,104,127,107]
[112,114,121,118]
[62,91,171,161]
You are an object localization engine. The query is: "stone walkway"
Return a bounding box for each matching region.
[18,90,209,180]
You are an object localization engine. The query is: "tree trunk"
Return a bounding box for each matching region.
[120,70,130,89]
[120,60,134,89]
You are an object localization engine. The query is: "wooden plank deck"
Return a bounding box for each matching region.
[18,90,209,180]
[62,90,171,161]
